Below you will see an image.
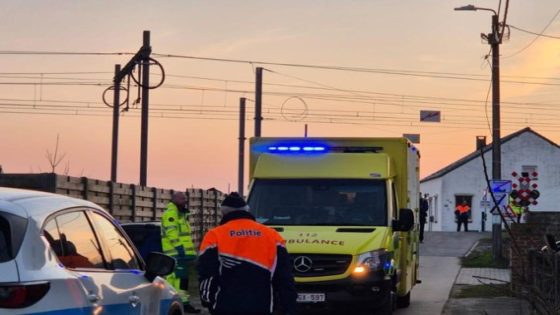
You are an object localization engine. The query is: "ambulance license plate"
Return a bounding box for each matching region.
[297,293,325,303]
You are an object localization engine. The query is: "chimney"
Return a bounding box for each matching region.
[476,136,486,151]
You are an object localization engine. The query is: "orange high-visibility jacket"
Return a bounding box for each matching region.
[456,204,470,214]
[197,210,297,315]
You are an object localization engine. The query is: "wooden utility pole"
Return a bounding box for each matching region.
[111,64,121,182]
[255,67,263,137]
[238,98,246,196]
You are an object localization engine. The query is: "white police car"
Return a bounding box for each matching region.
[0,187,184,315]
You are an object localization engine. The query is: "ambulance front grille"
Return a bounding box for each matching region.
[290,254,352,277]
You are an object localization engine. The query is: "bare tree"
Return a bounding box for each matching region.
[45,134,67,174]
[63,160,70,175]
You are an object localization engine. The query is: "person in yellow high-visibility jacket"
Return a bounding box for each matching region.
[509,196,524,223]
[161,191,200,314]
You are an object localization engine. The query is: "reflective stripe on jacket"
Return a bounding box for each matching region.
[161,202,196,257]
[197,210,297,315]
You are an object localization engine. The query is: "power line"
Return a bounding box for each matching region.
[508,24,560,39]
[504,6,560,58]
[151,53,517,83]
[0,81,108,86]
[499,0,510,42]
[2,50,560,84]
[0,71,112,75]
[0,51,134,56]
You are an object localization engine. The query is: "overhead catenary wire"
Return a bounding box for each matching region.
[5,79,560,114]
[2,50,560,137]
[4,108,560,133]
[3,100,560,130]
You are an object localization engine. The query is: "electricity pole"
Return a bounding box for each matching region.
[238,97,246,196]
[255,67,263,137]
[489,13,503,262]
[455,5,503,262]
[139,31,151,187]
[111,64,121,182]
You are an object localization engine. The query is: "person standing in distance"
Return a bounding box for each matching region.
[455,200,470,232]
[419,193,429,243]
[161,191,201,314]
[197,192,298,315]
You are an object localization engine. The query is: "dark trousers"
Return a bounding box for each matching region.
[457,214,468,232]
[419,221,426,241]
[180,277,189,291]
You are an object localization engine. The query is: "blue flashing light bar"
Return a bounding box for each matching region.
[267,145,327,153]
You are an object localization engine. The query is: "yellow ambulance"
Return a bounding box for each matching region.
[246,137,419,314]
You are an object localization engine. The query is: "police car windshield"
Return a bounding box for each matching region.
[247,179,387,226]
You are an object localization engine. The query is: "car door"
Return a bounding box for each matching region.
[87,211,165,315]
[46,209,155,315]
[43,210,115,313]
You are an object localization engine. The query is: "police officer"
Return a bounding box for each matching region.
[197,192,297,315]
[161,191,200,314]
[455,200,470,232]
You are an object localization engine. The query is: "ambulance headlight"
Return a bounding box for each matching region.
[353,249,390,274]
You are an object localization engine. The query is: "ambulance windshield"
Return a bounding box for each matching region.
[247,179,387,226]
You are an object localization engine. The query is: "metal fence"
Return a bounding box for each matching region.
[0,173,225,248]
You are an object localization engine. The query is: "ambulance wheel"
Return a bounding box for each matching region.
[373,290,394,315]
[396,291,411,308]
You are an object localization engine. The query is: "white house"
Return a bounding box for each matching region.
[420,127,560,232]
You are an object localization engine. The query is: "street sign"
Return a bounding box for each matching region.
[490,180,512,194]
[490,192,508,212]
[420,110,441,122]
[480,200,491,207]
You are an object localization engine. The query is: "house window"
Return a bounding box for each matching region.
[521,165,538,180]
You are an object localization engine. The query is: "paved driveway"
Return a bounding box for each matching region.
[395,231,490,315]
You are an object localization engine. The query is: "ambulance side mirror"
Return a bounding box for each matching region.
[392,208,414,232]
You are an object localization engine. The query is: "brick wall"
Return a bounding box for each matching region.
[509,212,560,290]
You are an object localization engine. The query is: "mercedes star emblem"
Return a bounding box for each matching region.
[293,256,313,273]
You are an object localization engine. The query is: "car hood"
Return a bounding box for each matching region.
[0,260,19,282]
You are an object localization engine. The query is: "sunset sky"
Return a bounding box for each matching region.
[1,1,560,193]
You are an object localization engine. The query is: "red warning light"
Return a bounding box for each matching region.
[532,184,538,189]
[512,172,518,177]
[532,172,538,177]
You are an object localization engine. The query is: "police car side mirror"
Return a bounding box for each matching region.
[145,252,176,282]
[392,208,414,232]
